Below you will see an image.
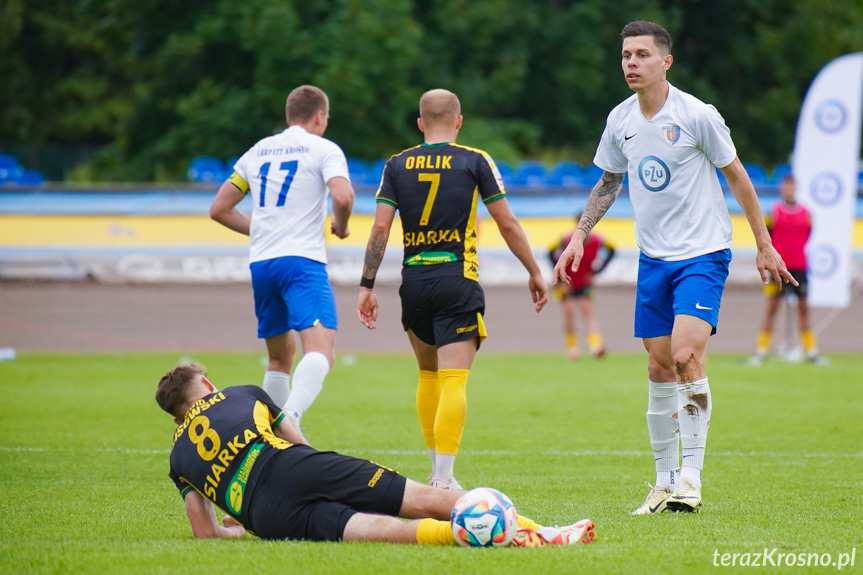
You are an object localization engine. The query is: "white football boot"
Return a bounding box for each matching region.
[630,482,673,515]
[664,477,702,513]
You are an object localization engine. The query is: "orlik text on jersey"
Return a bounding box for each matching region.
[404,155,452,170]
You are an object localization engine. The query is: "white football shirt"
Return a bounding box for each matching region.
[232,126,350,264]
[594,83,737,260]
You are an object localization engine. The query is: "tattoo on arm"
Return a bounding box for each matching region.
[362,231,387,279]
[577,172,624,236]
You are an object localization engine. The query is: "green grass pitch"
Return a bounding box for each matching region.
[1,352,860,574]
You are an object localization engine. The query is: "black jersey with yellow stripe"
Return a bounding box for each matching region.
[375,143,507,281]
[168,385,292,529]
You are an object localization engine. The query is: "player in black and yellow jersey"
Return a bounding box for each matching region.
[156,364,595,546]
[357,89,548,490]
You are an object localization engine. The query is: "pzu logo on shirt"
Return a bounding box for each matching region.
[638,155,671,192]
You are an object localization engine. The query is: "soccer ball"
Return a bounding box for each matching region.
[450,487,518,547]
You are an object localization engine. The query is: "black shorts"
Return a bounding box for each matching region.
[766,269,808,298]
[562,285,594,299]
[246,445,406,541]
[400,275,486,348]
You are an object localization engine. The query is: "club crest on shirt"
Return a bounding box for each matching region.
[662,124,681,145]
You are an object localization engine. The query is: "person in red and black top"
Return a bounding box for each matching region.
[357,89,548,490]
[549,213,616,360]
[751,175,825,364]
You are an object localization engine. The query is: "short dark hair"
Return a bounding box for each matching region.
[156,364,206,419]
[621,21,672,54]
[285,85,329,124]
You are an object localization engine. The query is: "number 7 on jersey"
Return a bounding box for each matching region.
[418,173,440,226]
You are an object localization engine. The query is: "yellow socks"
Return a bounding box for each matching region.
[756,330,771,354]
[416,370,440,450]
[801,330,817,354]
[565,333,577,349]
[587,332,603,353]
[517,515,541,530]
[435,369,469,455]
[415,515,542,545]
[416,518,457,545]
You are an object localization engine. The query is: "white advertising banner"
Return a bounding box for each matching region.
[792,53,863,308]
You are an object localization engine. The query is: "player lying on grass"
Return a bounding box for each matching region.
[155,364,594,546]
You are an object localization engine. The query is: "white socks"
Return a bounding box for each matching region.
[678,377,711,488]
[262,371,291,408]
[435,453,456,481]
[646,380,679,479]
[284,351,330,425]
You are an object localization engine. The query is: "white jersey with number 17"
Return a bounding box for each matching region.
[593,83,737,261]
[232,125,350,264]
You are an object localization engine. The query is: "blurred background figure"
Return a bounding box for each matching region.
[548,213,616,360]
[750,175,827,365]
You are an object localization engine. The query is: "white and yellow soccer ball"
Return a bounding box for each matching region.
[450,487,518,547]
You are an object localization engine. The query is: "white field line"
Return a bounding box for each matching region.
[0,446,860,458]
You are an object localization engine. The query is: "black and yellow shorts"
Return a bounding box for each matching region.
[247,445,406,541]
[400,275,487,348]
[557,284,594,300]
[764,269,808,298]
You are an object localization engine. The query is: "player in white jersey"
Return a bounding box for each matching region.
[210,85,355,430]
[553,22,796,514]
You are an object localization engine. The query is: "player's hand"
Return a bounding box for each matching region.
[553,242,584,286]
[330,219,350,239]
[221,515,246,537]
[529,273,548,313]
[756,244,797,287]
[357,287,378,329]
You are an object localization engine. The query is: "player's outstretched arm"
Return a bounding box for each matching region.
[183,490,246,538]
[485,198,548,312]
[720,157,797,287]
[553,171,623,286]
[210,180,251,236]
[328,176,355,239]
[357,202,396,329]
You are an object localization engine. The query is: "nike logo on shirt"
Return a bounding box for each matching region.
[695,302,712,310]
[624,133,637,140]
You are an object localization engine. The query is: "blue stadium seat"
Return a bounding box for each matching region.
[547,161,584,188]
[366,159,387,186]
[494,161,513,181]
[579,164,603,187]
[221,156,241,181]
[188,156,226,183]
[743,162,769,186]
[14,169,46,187]
[346,157,368,185]
[507,161,548,189]
[769,163,792,184]
[0,154,23,183]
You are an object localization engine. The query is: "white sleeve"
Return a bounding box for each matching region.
[320,142,351,183]
[593,116,629,174]
[233,147,256,186]
[695,104,737,169]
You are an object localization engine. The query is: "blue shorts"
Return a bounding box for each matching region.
[250,256,337,339]
[634,249,731,339]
